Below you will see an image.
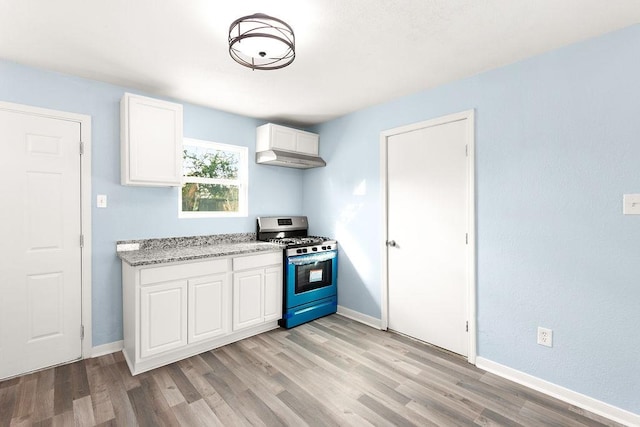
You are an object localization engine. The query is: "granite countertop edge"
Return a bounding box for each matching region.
[116,233,283,267]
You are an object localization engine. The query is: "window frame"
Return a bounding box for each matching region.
[178,137,248,218]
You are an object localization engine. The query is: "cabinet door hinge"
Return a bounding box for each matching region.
[80,141,84,155]
[465,145,468,157]
[465,233,468,244]
[81,325,85,340]
[466,321,469,332]
[80,234,84,248]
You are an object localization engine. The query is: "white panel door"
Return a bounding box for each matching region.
[188,273,229,343]
[0,109,82,379]
[232,270,263,331]
[387,118,470,356]
[271,126,297,152]
[263,266,282,322]
[140,280,187,358]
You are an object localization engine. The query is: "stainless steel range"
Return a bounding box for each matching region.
[257,216,337,328]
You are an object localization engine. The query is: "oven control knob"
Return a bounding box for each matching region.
[302,248,308,253]
[296,249,302,254]
[322,246,327,250]
[312,247,318,252]
[326,245,332,250]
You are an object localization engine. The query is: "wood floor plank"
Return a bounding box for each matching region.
[189,398,224,426]
[213,347,311,426]
[70,360,91,400]
[176,357,220,399]
[0,315,627,427]
[32,368,55,423]
[480,372,617,427]
[85,358,116,424]
[53,364,74,416]
[127,385,166,427]
[166,363,202,404]
[170,401,205,426]
[357,392,421,426]
[138,372,182,425]
[12,376,37,421]
[475,407,526,426]
[50,410,74,427]
[203,371,256,426]
[72,395,96,427]
[102,363,138,426]
[152,367,186,407]
[0,384,17,427]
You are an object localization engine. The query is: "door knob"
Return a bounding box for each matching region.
[386,240,397,247]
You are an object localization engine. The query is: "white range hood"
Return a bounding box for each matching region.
[256,149,326,169]
[256,123,326,169]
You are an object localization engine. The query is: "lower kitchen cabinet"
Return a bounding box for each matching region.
[264,266,283,321]
[188,273,228,343]
[140,280,188,358]
[121,250,282,375]
[232,252,283,332]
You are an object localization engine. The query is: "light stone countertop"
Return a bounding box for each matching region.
[116,233,283,266]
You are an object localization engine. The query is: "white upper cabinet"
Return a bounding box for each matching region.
[256,123,319,155]
[121,93,183,186]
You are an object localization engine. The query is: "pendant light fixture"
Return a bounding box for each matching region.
[228,13,295,70]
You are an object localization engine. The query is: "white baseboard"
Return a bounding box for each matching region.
[476,357,639,427]
[91,340,124,358]
[337,305,383,329]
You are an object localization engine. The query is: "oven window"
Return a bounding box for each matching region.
[295,259,333,294]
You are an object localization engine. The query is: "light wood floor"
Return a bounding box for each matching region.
[0,314,624,426]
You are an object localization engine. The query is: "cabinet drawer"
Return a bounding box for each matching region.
[141,258,229,285]
[233,252,282,271]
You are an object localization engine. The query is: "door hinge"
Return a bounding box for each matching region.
[81,325,85,340]
[466,321,469,332]
[465,233,468,244]
[465,145,468,157]
[80,234,84,248]
[80,141,84,155]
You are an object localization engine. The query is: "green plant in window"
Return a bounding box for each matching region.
[182,149,239,212]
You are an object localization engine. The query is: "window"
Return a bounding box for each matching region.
[179,138,248,218]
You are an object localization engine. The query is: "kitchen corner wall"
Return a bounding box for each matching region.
[304,25,640,414]
[0,60,303,346]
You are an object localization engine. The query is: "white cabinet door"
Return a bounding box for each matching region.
[140,280,187,358]
[264,267,283,322]
[295,131,319,155]
[256,123,319,155]
[188,273,229,343]
[271,125,297,151]
[121,93,183,186]
[232,270,263,331]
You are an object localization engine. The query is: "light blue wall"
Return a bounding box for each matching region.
[305,25,640,414]
[0,60,303,346]
[2,23,639,415]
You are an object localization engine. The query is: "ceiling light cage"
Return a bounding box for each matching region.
[228,13,295,70]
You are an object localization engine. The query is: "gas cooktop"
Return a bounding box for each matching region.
[267,236,333,248]
[256,216,337,253]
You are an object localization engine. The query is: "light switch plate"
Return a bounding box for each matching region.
[97,194,107,208]
[623,194,640,215]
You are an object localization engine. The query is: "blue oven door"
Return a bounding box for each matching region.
[286,250,337,309]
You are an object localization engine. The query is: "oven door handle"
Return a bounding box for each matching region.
[288,250,337,265]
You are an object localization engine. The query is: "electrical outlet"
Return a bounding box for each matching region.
[537,327,553,347]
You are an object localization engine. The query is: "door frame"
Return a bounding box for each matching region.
[379,109,476,364]
[0,100,92,359]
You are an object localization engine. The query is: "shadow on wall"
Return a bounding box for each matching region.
[335,196,381,319]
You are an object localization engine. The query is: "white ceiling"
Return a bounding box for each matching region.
[1,1,639,126]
